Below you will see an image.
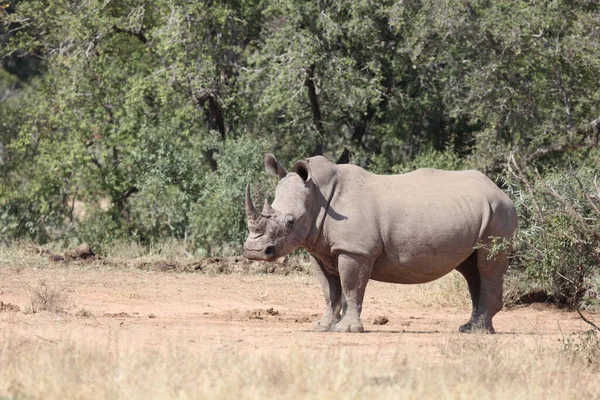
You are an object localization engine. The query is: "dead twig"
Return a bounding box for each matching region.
[508,155,542,216]
[576,309,600,332]
[569,172,600,216]
[34,335,57,344]
[533,169,589,227]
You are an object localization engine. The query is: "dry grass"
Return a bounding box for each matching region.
[28,280,68,313]
[561,329,600,365]
[105,239,196,261]
[388,271,472,309]
[2,243,599,399]
[0,242,47,273]
[0,333,598,400]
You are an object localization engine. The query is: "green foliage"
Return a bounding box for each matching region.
[507,166,600,308]
[1,0,599,274]
[393,145,465,173]
[188,136,272,253]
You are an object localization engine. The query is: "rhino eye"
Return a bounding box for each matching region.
[284,215,295,228]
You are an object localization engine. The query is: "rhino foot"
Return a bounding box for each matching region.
[334,318,364,333]
[314,317,337,332]
[459,321,495,334]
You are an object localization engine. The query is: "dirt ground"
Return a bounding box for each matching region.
[0,262,591,361]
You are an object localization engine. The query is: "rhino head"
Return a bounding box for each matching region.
[243,154,315,261]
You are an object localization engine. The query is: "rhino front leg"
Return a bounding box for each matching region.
[335,253,372,333]
[310,256,343,332]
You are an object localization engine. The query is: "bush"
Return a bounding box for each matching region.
[507,160,600,308]
[188,136,271,254]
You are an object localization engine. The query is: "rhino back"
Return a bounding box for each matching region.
[324,166,516,284]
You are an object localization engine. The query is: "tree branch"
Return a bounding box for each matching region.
[552,63,573,128]
[533,169,591,228]
[336,148,351,164]
[569,171,600,216]
[576,308,600,332]
[508,155,542,216]
[527,141,595,163]
[351,105,377,145]
[592,116,600,146]
[112,186,139,223]
[304,63,324,155]
[91,156,103,170]
[538,37,573,128]
[112,25,148,44]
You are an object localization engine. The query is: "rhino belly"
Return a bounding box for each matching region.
[369,245,474,284]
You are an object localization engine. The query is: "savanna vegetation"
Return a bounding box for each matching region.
[1,0,599,309]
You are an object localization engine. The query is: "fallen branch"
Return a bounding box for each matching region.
[576,309,600,332]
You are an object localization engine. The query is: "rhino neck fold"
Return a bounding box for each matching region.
[302,178,338,256]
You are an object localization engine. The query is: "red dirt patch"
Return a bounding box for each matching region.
[0,265,594,360]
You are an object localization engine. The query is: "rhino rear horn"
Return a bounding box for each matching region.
[262,198,274,215]
[245,184,260,221]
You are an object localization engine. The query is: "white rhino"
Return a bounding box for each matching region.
[243,154,517,333]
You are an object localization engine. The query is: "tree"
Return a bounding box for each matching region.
[1,0,599,255]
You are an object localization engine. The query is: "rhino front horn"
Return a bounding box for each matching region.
[262,198,274,215]
[245,184,260,221]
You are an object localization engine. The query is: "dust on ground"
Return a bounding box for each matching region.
[0,259,591,361]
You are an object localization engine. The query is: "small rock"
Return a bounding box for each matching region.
[372,316,389,325]
[102,312,131,318]
[246,309,264,320]
[49,253,65,262]
[266,307,279,316]
[65,243,95,260]
[75,308,93,318]
[294,316,312,323]
[148,313,156,319]
[155,261,177,272]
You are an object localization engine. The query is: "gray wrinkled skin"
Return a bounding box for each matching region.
[243,154,518,333]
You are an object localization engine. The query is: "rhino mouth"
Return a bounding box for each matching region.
[242,244,278,261]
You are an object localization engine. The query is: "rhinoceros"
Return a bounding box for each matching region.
[243,154,517,333]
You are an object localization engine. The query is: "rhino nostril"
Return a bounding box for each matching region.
[265,246,275,256]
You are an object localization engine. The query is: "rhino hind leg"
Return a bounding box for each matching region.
[457,246,509,334]
[473,245,508,333]
[455,252,481,332]
[310,256,344,332]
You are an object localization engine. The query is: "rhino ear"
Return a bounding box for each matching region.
[293,160,311,183]
[264,153,288,179]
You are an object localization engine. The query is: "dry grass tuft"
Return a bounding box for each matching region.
[74,308,93,318]
[29,280,68,313]
[442,329,510,361]
[0,242,47,273]
[561,329,600,365]
[390,271,472,309]
[0,335,599,400]
[105,239,196,261]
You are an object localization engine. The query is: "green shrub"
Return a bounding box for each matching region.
[507,163,600,308]
[188,136,271,254]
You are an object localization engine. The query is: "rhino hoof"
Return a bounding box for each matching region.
[334,320,364,333]
[313,321,333,332]
[459,322,495,334]
[314,316,341,332]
